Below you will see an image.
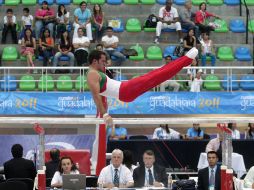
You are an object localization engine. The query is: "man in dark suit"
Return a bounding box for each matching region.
[4,144,36,180]
[45,148,60,179]
[198,151,221,190]
[133,150,167,187]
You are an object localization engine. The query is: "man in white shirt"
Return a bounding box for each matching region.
[190,69,203,92]
[102,26,126,66]
[244,166,254,188]
[98,149,134,188]
[154,0,183,44]
[73,27,90,66]
[2,9,17,44]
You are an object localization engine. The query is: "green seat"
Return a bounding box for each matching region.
[2,46,18,61]
[19,75,36,91]
[22,0,36,5]
[207,0,223,5]
[20,55,36,61]
[192,0,204,5]
[75,76,90,91]
[129,44,145,61]
[126,18,142,32]
[140,0,155,4]
[124,0,138,4]
[5,0,20,5]
[204,75,222,90]
[38,75,54,91]
[217,46,234,61]
[57,75,73,91]
[248,20,254,32]
[243,0,254,5]
[90,0,105,4]
[73,0,89,3]
[214,19,229,33]
[146,46,163,60]
[175,75,188,91]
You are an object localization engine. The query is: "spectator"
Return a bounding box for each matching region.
[186,123,204,139]
[39,28,54,68]
[52,30,74,73]
[228,123,240,139]
[195,2,220,35]
[183,28,196,54]
[246,123,254,139]
[45,148,60,179]
[187,59,198,86]
[154,0,183,44]
[197,151,221,190]
[35,1,55,40]
[56,4,70,39]
[73,27,90,66]
[190,69,203,92]
[19,8,34,44]
[73,1,93,41]
[244,166,254,188]
[153,124,181,139]
[20,28,36,73]
[107,124,127,140]
[98,149,134,188]
[51,156,79,188]
[159,55,181,92]
[92,4,105,42]
[102,26,126,66]
[2,9,18,44]
[123,150,137,174]
[133,150,167,187]
[201,32,216,74]
[4,144,36,180]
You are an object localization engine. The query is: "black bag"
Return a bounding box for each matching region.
[174,46,185,57]
[145,14,158,28]
[173,179,196,190]
[120,48,138,56]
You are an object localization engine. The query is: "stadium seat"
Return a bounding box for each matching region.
[235,47,252,61]
[75,76,89,91]
[146,46,163,60]
[240,75,254,90]
[38,75,54,91]
[38,0,54,4]
[107,0,122,4]
[157,0,166,4]
[208,0,223,5]
[129,44,145,61]
[126,18,141,32]
[140,0,155,4]
[243,0,254,5]
[2,46,18,61]
[114,74,128,81]
[224,0,239,5]
[192,0,204,5]
[163,45,178,60]
[204,75,222,91]
[222,75,239,91]
[22,0,36,5]
[56,75,73,91]
[20,55,36,61]
[229,19,246,33]
[214,19,229,33]
[19,75,36,91]
[0,75,17,91]
[56,0,71,4]
[109,18,124,32]
[217,46,234,61]
[5,0,20,5]
[248,20,254,32]
[124,0,138,5]
[90,0,105,4]
[174,0,186,4]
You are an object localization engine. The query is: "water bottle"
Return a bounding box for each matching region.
[168,174,172,190]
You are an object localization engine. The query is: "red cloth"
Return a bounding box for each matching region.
[195,10,215,24]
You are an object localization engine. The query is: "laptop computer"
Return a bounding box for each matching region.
[62,174,86,190]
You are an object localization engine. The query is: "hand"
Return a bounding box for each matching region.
[166,21,172,25]
[99,24,102,31]
[103,113,113,127]
[105,183,114,188]
[153,181,163,187]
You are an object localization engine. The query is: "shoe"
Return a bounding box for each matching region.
[179,38,183,44]
[185,47,198,59]
[154,38,159,44]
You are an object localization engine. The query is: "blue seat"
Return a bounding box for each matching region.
[111,46,125,61]
[162,28,176,32]
[163,46,178,60]
[0,75,17,91]
[229,19,246,33]
[59,55,70,61]
[39,0,54,4]
[111,18,124,32]
[222,75,239,90]
[235,47,252,61]
[114,74,128,81]
[157,0,166,4]
[224,0,239,5]
[0,0,3,4]
[56,0,70,4]
[107,0,122,4]
[240,75,254,90]
[174,0,186,4]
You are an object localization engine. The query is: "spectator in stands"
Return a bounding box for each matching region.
[107,124,127,140]
[39,28,54,68]
[197,151,221,190]
[4,144,36,180]
[123,150,137,174]
[51,156,79,188]
[195,2,220,35]
[21,28,36,73]
[201,32,216,74]
[186,123,204,139]
[133,150,167,187]
[228,123,240,139]
[160,55,181,92]
[154,0,183,44]
[19,8,34,44]
[183,28,197,54]
[45,148,60,179]
[2,9,18,44]
[244,166,254,188]
[187,59,198,87]
[56,4,70,40]
[153,124,181,139]
[246,123,254,139]
[73,27,90,66]
[35,1,55,40]
[52,30,74,73]
[206,130,223,161]
[190,69,203,92]
[98,149,134,188]
[92,4,105,42]
[73,1,93,41]
[102,27,126,66]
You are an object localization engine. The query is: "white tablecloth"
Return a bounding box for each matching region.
[197,152,246,178]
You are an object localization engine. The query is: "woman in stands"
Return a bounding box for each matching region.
[52,30,74,74]
[92,4,105,42]
[20,28,36,73]
[56,4,70,39]
[246,123,254,139]
[183,28,197,54]
[51,156,79,188]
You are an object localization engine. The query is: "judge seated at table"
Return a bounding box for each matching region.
[186,123,204,140]
[244,166,254,189]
